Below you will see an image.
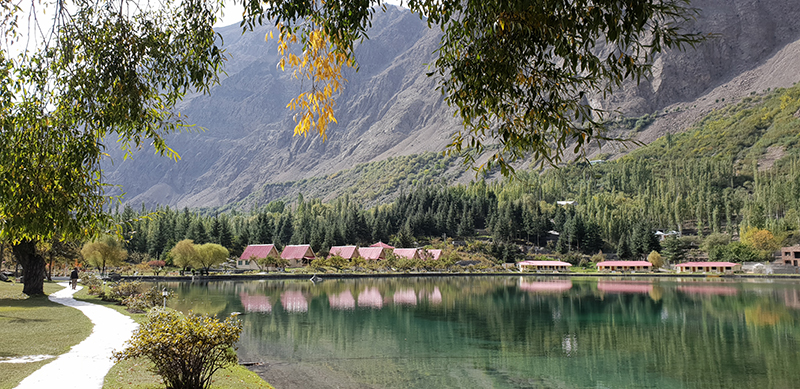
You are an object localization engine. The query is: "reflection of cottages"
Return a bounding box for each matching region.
[281,245,316,267]
[281,290,308,312]
[393,248,421,260]
[358,287,383,309]
[783,289,800,309]
[239,293,272,313]
[419,286,442,304]
[597,281,653,294]
[328,290,356,310]
[359,247,387,261]
[393,289,418,305]
[519,279,573,293]
[781,245,800,266]
[329,246,360,260]
[237,244,279,270]
[677,284,738,296]
[675,262,740,274]
[517,260,572,272]
[596,261,652,272]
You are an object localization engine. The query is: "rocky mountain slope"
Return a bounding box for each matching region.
[103,0,800,209]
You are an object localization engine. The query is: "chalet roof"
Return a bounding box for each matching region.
[370,241,395,249]
[517,260,572,267]
[281,244,315,260]
[393,248,419,259]
[676,262,738,267]
[596,261,653,267]
[359,247,386,260]
[426,249,442,261]
[329,246,359,259]
[240,244,278,260]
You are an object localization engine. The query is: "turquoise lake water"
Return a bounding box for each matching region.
[164,276,800,388]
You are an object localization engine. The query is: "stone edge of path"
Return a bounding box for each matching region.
[15,283,139,389]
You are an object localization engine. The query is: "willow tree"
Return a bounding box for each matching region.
[0,0,226,295]
[241,0,704,173]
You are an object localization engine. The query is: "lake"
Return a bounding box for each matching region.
[162,276,800,388]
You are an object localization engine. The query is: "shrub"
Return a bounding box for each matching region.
[80,273,104,295]
[121,286,174,313]
[104,280,145,302]
[113,309,242,389]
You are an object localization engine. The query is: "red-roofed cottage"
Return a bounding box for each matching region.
[238,244,279,270]
[517,260,572,272]
[393,248,420,260]
[675,262,740,274]
[421,249,442,261]
[329,246,360,260]
[596,261,653,272]
[371,241,395,249]
[359,247,387,261]
[281,245,316,266]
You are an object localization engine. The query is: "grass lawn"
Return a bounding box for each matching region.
[0,281,93,389]
[73,288,274,389]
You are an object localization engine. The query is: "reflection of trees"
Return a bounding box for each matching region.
[169,277,800,388]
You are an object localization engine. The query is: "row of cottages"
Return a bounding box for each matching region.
[597,261,653,272]
[329,244,442,261]
[517,260,572,272]
[237,244,315,270]
[675,262,741,274]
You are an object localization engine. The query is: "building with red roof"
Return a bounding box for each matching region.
[359,247,387,261]
[421,249,442,261]
[517,260,572,272]
[393,248,420,260]
[675,262,740,274]
[281,244,316,266]
[596,261,653,272]
[238,244,279,270]
[329,246,360,260]
[370,241,395,249]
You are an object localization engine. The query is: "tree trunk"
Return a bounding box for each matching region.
[12,239,46,296]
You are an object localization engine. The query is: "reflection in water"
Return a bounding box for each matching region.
[239,293,272,313]
[328,290,356,310]
[358,287,383,309]
[393,289,417,306]
[519,278,572,293]
[280,290,308,312]
[677,284,738,296]
[597,280,653,294]
[168,277,800,389]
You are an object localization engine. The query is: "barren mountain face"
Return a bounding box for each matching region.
[104,1,800,209]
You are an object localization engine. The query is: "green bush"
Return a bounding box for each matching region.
[113,309,242,389]
[121,286,174,313]
[80,273,103,295]
[104,280,145,302]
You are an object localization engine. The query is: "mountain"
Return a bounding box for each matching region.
[103,0,800,210]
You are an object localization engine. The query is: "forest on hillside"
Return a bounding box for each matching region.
[4,84,799,272]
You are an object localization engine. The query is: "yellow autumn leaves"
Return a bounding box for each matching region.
[268,25,354,140]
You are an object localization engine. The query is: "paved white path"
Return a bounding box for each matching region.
[15,283,139,389]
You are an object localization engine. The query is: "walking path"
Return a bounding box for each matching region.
[15,283,139,389]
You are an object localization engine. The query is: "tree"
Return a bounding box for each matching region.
[193,243,229,273]
[170,239,199,271]
[81,236,128,275]
[1,0,226,295]
[243,0,703,173]
[647,251,664,269]
[661,236,688,264]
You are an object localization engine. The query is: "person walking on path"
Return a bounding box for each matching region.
[15,283,139,389]
[69,267,79,290]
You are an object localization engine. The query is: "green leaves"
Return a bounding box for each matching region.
[114,309,242,389]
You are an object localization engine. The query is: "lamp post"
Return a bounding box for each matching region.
[162,288,168,309]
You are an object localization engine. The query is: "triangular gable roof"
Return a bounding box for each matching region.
[281,245,316,260]
[329,246,359,259]
[240,244,279,260]
[427,249,442,261]
[393,248,419,260]
[359,247,386,260]
[370,241,395,249]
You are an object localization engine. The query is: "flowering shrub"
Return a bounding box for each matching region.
[120,286,173,313]
[113,309,242,389]
[103,280,144,302]
[80,273,104,295]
